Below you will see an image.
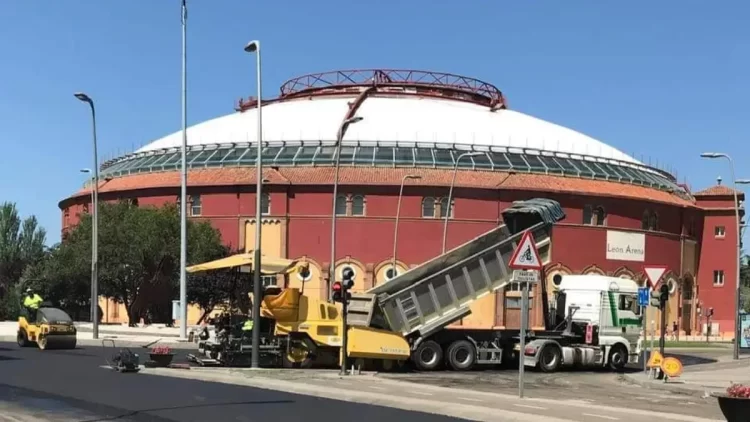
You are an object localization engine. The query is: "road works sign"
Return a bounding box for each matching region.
[644,265,668,289]
[647,351,664,368]
[661,357,683,378]
[509,231,542,270]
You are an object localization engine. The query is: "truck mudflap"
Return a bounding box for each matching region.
[349,198,565,338]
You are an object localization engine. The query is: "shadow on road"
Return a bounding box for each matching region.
[79,400,296,422]
[0,382,294,422]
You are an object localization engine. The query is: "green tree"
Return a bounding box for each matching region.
[188,268,249,324]
[49,201,224,325]
[0,202,47,298]
[20,243,91,319]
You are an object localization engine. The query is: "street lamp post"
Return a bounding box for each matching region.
[392,175,421,277]
[74,92,99,340]
[442,152,483,253]
[178,0,189,341]
[244,39,264,369]
[328,116,363,301]
[701,152,745,360]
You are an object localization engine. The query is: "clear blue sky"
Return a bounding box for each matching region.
[1,1,747,244]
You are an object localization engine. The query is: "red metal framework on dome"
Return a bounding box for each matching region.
[237,69,507,111]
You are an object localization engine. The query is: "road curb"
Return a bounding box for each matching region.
[620,373,716,397]
[0,335,197,349]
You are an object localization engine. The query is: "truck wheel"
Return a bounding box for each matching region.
[17,330,29,348]
[608,344,628,371]
[538,345,562,373]
[446,340,476,371]
[412,340,443,371]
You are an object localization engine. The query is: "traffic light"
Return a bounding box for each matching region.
[708,307,714,318]
[332,268,355,303]
[342,267,355,291]
[332,281,344,302]
[659,284,669,309]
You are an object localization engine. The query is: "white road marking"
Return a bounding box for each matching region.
[513,404,547,410]
[582,414,619,420]
[410,391,433,396]
[457,397,483,403]
[368,386,387,391]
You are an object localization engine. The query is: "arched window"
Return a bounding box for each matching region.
[649,212,659,231]
[439,197,453,218]
[594,206,606,226]
[641,210,651,230]
[335,195,348,216]
[351,195,365,216]
[261,192,270,215]
[422,197,435,218]
[582,205,593,225]
[190,195,202,216]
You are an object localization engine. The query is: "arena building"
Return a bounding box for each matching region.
[59,69,743,338]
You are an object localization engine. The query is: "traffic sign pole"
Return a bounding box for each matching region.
[642,305,647,374]
[519,280,528,399]
[508,231,542,400]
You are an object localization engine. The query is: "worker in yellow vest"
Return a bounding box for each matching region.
[23,288,43,321]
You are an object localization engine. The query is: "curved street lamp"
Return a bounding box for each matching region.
[328,116,364,301]
[392,175,421,277]
[244,39,264,369]
[442,152,483,253]
[74,92,99,340]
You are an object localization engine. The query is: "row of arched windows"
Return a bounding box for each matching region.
[335,194,366,216]
[421,197,453,219]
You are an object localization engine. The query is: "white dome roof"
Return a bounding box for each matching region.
[136,96,640,165]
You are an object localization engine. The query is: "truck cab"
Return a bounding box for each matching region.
[559,275,642,352]
[525,275,642,372]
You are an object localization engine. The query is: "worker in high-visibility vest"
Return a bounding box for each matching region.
[23,288,44,321]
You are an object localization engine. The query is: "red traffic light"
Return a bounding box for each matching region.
[332,281,343,292]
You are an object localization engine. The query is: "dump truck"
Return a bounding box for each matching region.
[343,197,640,372]
[191,198,641,372]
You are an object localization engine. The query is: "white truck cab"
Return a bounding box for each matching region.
[524,274,642,372]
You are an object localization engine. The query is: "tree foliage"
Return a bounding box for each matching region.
[32,201,225,325]
[0,202,47,319]
[0,202,47,296]
[187,255,252,324]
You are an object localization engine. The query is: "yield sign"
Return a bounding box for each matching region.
[644,265,668,288]
[509,231,542,270]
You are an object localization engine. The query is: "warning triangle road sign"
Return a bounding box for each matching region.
[509,231,542,270]
[644,266,668,288]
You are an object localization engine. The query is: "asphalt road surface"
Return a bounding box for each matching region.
[381,349,727,420]
[0,342,466,422]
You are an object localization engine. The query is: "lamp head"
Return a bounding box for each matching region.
[244,40,260,53]
[346,116,364,125]
[700,152,722,158]
[74,92,91,103]
[80,168,91,174]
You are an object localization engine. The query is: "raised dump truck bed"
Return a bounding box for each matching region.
[347,198,565,342]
